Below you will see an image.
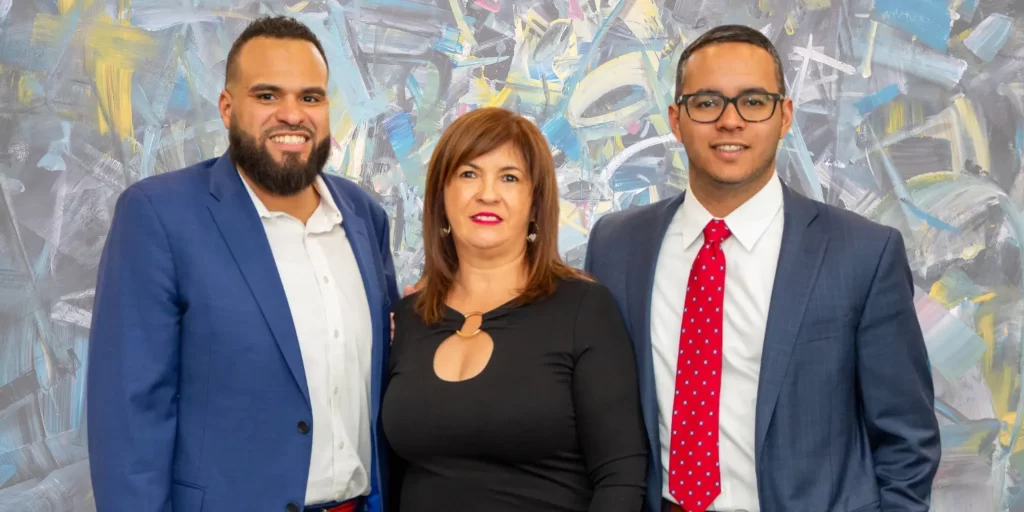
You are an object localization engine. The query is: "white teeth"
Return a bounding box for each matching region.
[272,135,307,144]
[473,215,499,221]
[715,144,744,151]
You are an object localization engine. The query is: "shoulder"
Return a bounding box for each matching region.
[790,191,903,270]
[592,195,678,237]
[550,277,620,313]
[802,194,899,251]
[323,173,387,218]
[115,157,219,214]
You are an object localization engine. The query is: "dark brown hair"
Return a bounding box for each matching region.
[415,107,586,324]
[675,24,786,99]
[225,16,329,86]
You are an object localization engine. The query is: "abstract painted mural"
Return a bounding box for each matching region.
[0,0,1022,509]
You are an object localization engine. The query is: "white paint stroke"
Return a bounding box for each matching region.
[791,45,857,75]
[598,133,677,182]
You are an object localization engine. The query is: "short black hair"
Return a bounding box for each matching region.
[675,24,786,100]
[224,16,329,87]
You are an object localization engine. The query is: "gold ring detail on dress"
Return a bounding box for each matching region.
[455,312,484,338]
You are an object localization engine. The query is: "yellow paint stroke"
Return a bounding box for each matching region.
[17,76,34,105]
[286,0,310,12]
[33,11,157,144]
[59,0,91,15]
[886,101,904,134]
[952,96,991,173]
[784,13,798,35]
[972,292,997,303]
[448,0,477,49]
[801,0,831,10]
[955,28,973,42]
[758,0,773,15]
[622,0,665,41]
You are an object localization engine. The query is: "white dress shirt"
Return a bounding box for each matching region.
[651,172,785,511]
[240,172,373,505]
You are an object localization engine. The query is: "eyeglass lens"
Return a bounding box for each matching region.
[686,93,776,122]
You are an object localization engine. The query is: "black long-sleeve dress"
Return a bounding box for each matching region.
[381,277,648,512]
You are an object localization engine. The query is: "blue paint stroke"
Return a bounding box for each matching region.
[406,75,423,106]
[434,25,463,55]
[851,23,967,88]
[297,5,387,123]
[958,0,979,24]
[455,56,511,68]
[870,0,951,52]
[37,121,70,172]
[997,191,1024,509]
[963,13,1012,62]
[915,292,987,381]
[540,114,580,161]
[0,465,13,487]
[855,84,901,115]
[900,198,958,231]
[383,111,415,159]
[168,72,191,112]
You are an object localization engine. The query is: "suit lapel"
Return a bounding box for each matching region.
[207,154,310,404]
[754,184,828,461]
[629,192,687,481]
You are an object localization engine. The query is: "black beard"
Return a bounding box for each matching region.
[228,123,331,196]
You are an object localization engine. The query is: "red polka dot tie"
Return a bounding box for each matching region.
[668,219,730,512]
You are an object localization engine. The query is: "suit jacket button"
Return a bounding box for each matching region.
[286,503,300,512]
[297,420,310,434]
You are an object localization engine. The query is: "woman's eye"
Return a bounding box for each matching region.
[459,170,476,178]
[501,174,519,182]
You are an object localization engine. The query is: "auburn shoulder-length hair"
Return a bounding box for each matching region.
[414,107,587,324]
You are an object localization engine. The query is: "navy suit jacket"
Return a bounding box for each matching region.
[584,183,940,512]
[86,153,400,512]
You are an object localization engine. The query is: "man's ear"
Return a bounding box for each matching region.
[218,89,232,129]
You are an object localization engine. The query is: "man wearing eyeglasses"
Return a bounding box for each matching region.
[584,24,940,512]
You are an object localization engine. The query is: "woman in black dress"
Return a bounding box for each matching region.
[382,107,648,512]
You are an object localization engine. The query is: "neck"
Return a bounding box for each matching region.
[238,167,319,223]
[453,243,528,299]
[688,165,775,218]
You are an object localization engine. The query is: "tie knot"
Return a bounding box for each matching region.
[703,219,731,245]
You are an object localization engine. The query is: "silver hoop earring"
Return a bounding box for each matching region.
[441,224,451,236]
[526,221,537,243]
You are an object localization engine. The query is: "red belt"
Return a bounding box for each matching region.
[310,500,358,512]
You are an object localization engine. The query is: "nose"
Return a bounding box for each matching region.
[716,100,745,130]
[274,97,305,128]
[476,174,499,203]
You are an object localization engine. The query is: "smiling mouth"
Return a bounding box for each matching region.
[712,143,748,152]
[470,213,502,224]
[270,134,309,144]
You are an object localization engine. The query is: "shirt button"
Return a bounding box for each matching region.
[334,329,340,339]
[322,276,329,284]
[286,503,299,512]
[297,420,310,434]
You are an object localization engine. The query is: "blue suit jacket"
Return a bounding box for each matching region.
[86,153,400,512]
[584,184,940,512]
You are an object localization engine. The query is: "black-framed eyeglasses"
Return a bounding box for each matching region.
[675,92,784,123]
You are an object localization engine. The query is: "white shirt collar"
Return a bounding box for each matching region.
[237,170,343,228]
[676,172,784,252]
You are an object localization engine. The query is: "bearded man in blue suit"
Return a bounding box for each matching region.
[87,16,399,512]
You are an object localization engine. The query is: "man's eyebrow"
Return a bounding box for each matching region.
[248,84,328,96]
[689,87,775,95]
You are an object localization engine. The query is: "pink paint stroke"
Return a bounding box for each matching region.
[569,0,583,20]
[475,0,501,13]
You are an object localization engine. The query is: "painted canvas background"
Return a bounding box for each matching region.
[0,0,1023,509]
